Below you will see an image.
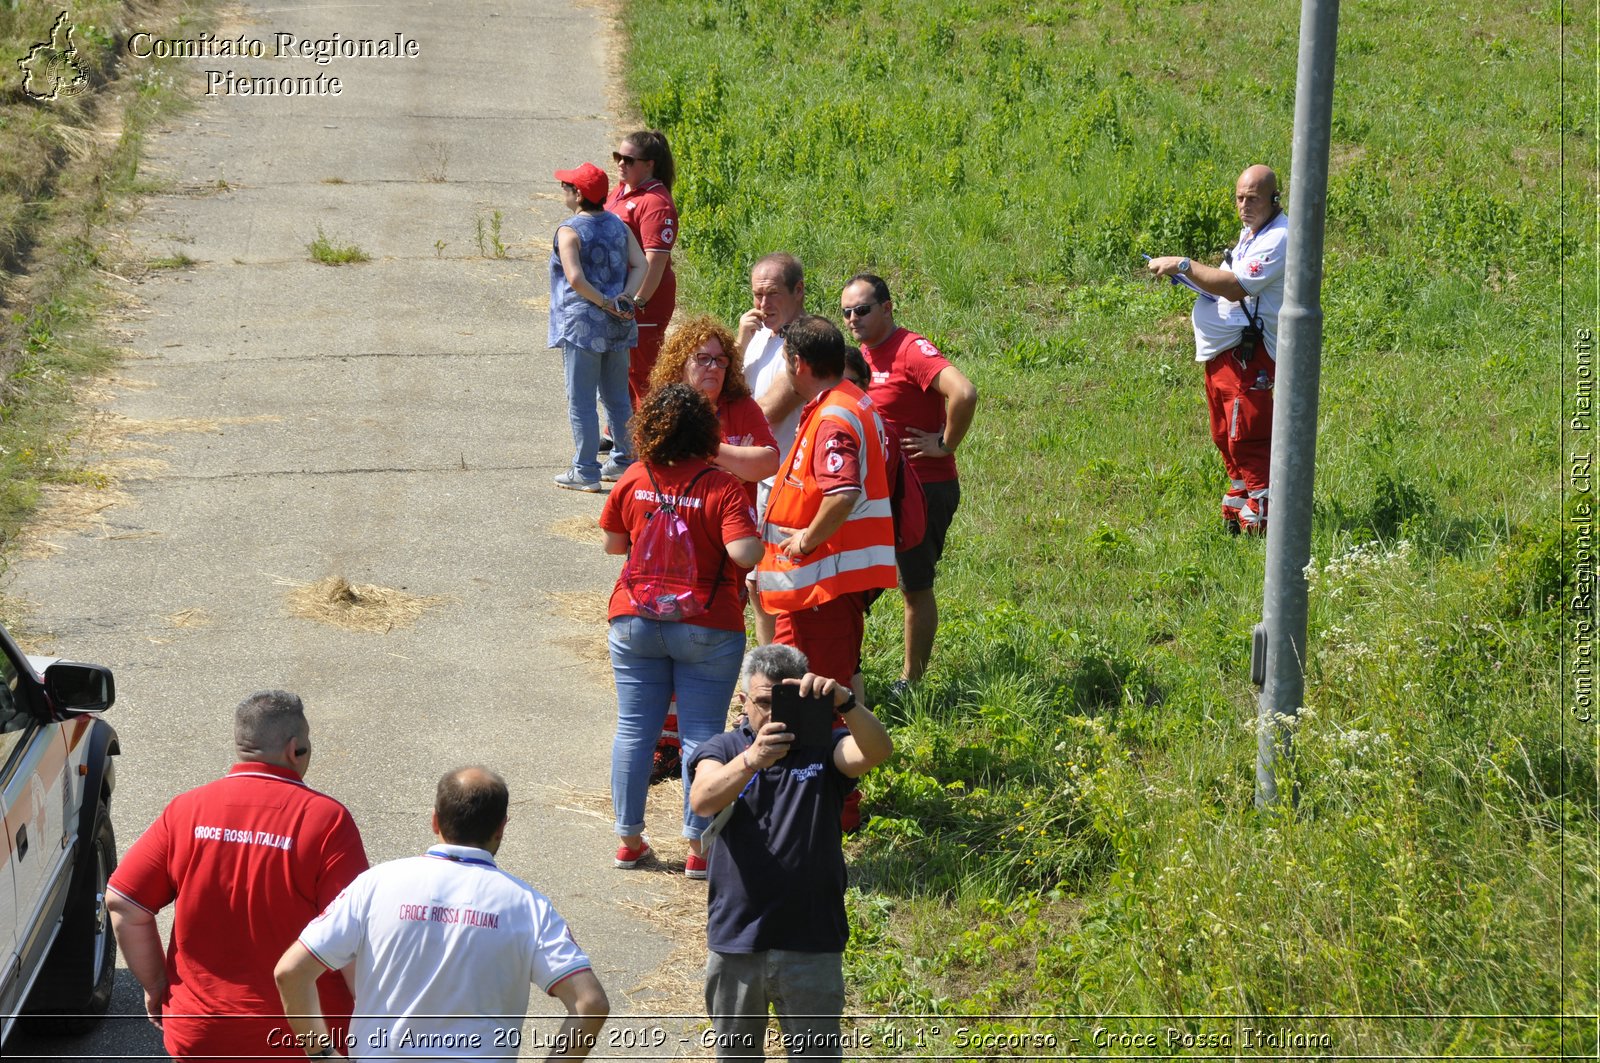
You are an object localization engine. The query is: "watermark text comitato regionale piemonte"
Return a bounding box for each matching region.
[127,30,420,96]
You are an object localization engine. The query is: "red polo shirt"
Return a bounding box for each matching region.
[604,177,678,324]
[862,327,959,483]
[108,763,368,1059]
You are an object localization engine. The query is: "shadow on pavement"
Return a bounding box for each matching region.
[6,969,166,1062]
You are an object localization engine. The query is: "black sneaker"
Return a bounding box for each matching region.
[598,435,615,454]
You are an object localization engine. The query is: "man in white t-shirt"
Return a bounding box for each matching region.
[275,767,608,1060]
[736,251,808,644]
[1148,164,1289,534]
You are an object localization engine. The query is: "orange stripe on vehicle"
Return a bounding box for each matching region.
[65,715,91,752]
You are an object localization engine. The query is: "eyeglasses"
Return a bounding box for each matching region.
[293,746,309,758]
[841,302,877,319]
[691,353,730,368]
[612,152,640,165]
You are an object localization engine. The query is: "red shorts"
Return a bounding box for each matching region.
[773,593,867,686]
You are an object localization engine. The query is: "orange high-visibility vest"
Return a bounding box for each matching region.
[757,382,897,612]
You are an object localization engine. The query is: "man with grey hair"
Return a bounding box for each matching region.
[687,645,893,1060]
[737,251,810,647]
[107,690,368,1059]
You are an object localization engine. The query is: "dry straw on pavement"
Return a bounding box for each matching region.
[285,575,441,634]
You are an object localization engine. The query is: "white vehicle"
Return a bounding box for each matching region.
[0,620,118,1042]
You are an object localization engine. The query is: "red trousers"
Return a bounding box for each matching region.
[1204,349,1275,525]
[773,593,867,687]
[628,311,671,408]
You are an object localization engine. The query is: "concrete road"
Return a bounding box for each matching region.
[5,1,705,1058]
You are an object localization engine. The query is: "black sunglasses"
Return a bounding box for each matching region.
[612,152,641,165]
[841,302,877,319]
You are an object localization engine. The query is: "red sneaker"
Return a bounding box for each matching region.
[684,852,708,880]
[1240,494,1268,535]
[614,841,653,869]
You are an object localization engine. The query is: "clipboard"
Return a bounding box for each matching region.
[1143,254,1217,302]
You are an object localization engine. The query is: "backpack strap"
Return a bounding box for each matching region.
[643,463,671,511]
[681,466,727,609]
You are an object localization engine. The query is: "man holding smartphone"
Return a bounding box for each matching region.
[687,644,894,1061]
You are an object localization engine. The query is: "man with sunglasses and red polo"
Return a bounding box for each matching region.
[107,690,368,1060]
[839,274,978,695]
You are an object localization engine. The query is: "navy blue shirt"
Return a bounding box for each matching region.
[688,721,857,953]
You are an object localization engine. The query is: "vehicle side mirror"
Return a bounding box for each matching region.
[44,661,115,714]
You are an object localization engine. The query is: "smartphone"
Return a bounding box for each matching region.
[768,684,836,749]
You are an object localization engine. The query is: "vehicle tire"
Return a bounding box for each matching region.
[25,800,117,1034]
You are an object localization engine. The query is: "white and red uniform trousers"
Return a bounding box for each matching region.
[1205,347,1275,532]
[1189,211,1289,533]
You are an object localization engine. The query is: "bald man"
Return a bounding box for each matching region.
[1148,164,1289,534]
[107,690,368,1059]
[276,767,609,1060]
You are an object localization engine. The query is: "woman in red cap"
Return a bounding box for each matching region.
[549,161,646,491]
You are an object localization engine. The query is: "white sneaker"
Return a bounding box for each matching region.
[554,469,601,493]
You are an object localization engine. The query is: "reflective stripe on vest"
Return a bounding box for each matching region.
[760,496,893,545]
[755,541,900,594]
[758,383,898,612]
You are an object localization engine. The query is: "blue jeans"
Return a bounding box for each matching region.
[609,616,746,839]
[563,341,632,481]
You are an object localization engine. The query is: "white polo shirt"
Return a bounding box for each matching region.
[299,844,591,1060]
[1192,211,1289,362]
[743,326,801,487]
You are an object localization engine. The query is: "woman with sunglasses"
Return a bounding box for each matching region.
[648,315,781,502]
[599,384,763,877]
[604,131,680,411]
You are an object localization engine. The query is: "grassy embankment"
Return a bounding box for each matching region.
[0,1,199,573]
[619,0,1595,1055]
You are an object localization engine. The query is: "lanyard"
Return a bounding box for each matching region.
[425,848,497,869]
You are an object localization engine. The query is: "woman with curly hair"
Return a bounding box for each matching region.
[598,383,762,876]
[649,315,781,500]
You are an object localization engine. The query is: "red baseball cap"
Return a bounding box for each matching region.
[554,162,608,204]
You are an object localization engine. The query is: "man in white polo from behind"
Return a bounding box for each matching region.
[275,766,609,1060]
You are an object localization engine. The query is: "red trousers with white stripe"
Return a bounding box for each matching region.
[1204,348,1275,523]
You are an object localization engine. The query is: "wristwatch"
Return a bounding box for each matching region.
[1177,257,1191,274]
[936,433,951,454]
[837,689,859,714]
